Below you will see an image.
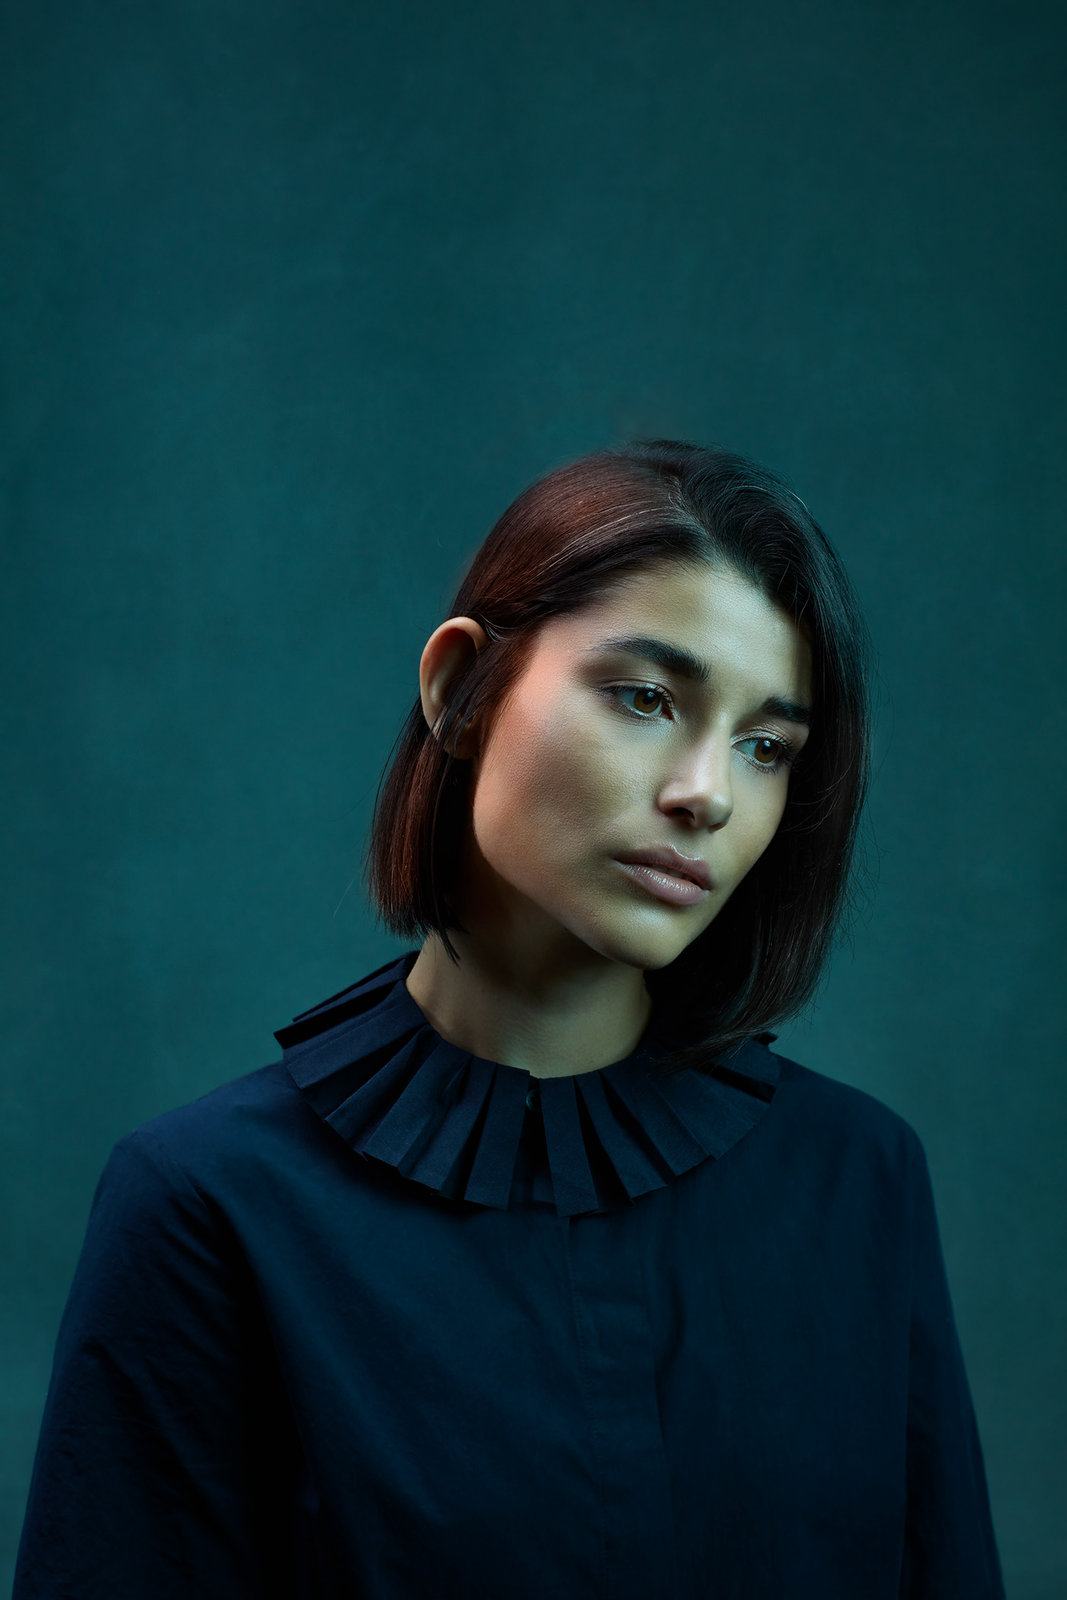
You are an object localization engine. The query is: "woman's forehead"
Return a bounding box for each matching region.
[544,562,805,651]
[525,563,814,705]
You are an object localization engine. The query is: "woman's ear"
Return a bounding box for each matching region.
[418,617,489,759]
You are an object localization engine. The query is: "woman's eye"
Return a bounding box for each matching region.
[605,689,800,773]
[736,736,797,774]
[609,684,672,719]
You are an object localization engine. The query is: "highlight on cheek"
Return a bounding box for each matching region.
[599,683,803,776]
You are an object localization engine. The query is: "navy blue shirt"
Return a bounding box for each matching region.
[14,951,1005,1597]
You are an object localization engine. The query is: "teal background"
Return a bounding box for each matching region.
[3,0,1064,1591]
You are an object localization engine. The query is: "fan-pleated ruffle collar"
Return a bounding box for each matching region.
[275,951,780,1218]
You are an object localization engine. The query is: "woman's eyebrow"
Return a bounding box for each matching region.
[587,634,812,727]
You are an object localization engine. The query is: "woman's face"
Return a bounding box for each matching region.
[444,560,813,976]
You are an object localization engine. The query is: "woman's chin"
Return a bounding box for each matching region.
[575,918,698,974]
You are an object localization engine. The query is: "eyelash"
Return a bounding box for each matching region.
[602,683,801,775]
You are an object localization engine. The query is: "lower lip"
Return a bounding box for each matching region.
[615,860,710,906]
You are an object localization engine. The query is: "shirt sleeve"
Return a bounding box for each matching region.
[13,1131,303,1599]
[901,1134,1006,1599]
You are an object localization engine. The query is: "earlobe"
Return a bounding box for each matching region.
[418,618,489,759]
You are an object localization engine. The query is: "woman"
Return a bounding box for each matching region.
[15,440,1004,1597]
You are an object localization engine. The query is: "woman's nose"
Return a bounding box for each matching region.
[656,739,734,830]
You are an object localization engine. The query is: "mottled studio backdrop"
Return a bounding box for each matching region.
[2,0,1065,1591]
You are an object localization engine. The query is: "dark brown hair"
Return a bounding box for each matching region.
[364,440,874,1074]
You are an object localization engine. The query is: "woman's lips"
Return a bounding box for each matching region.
[615,846,713,890]
[614,860,710,906]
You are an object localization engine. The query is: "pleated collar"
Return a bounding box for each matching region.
[275,951,780,1218]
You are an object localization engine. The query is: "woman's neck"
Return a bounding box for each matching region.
[404,934,653,1079]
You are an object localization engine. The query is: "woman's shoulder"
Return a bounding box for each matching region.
[102,1059,315,1203]
[763,1044,929,1179]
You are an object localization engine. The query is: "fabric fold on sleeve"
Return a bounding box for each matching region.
[13,1134,302,1600]
[900,1135,1006,1599]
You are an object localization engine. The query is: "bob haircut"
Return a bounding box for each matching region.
[364,440,874,1075]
